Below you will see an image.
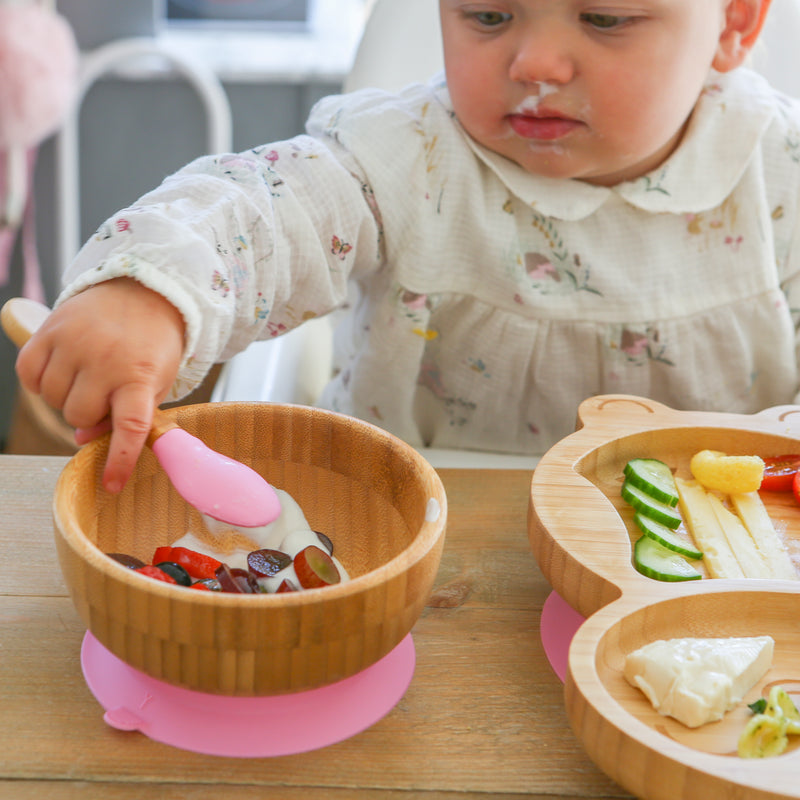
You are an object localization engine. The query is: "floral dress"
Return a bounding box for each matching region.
[59,67,800,457]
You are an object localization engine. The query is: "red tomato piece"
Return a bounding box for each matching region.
[761,455,800,492]
[136,565,178,584]
[793,471,800,505]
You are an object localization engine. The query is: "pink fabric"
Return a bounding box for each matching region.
[0,5,79,150]
[0,3,78,299]
[0,148,44,302]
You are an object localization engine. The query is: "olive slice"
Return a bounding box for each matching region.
[155,561,192,587]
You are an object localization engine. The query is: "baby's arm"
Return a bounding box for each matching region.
[15,277,185,492]
[33,92,393,488]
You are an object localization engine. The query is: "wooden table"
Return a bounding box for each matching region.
[0,455,632,799]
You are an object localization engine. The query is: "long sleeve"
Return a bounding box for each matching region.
[58,131,383,400]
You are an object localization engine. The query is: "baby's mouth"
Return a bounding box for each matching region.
[507,110,582,141]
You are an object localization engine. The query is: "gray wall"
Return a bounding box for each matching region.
[0,3,341,448]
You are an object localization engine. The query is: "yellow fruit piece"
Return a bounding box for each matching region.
[738,713,788,758]
[690,450,765,494]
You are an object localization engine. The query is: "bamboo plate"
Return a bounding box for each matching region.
[528,394,800,800]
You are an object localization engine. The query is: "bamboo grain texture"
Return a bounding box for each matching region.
[529,395,800,800]
[0,455,633,799]
[52,403,447,696]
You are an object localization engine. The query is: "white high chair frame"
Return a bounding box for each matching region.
[56,37,233,276]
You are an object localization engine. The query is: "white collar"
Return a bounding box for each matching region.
[434,68,778,220]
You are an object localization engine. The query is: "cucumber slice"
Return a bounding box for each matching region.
[624,458,679,506]
[621,480,682,529]
[633,513,703,559]
[633,536,702,582]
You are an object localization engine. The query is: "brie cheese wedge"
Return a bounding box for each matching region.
[624,636,774,728]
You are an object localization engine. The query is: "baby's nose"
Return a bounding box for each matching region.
[508,25,576,85]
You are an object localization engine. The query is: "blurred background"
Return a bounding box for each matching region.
[0,0,369,450]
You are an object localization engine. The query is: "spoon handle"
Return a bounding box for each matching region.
[0,297,47,348]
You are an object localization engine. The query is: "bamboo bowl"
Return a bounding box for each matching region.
[53,402,447,696]
[529,395,800,800]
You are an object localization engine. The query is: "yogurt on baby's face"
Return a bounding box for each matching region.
[174,489,349,591]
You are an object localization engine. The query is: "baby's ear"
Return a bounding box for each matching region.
[712,0,771,73]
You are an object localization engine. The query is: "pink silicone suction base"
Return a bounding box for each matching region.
[539,590,585,683]
[81,632,415,757]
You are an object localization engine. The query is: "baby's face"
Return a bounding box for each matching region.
[439,0,737,186]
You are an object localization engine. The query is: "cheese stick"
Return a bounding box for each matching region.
[675,477,744,578]
[706,494,771,579]
[730,492,798,581]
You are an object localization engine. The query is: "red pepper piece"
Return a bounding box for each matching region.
[151,546,223,580]
[136,565,178,584]
[152,546,173,565]
[189,581,211,590]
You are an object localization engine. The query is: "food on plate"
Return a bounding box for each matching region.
[622,453,798,582]
[689,449,765,494]
[632,535,701,582]
[728,493,798,581]
[675,477,745,579]
[621,459,703,581]
[705,494,771,579]
[623,458,680,506]
[676,476,798,581]
[738,685,800,758]
[624,635,774,728]
[113,487,350,594]
[621,480,682,529]
[633,513,703,560]
[760,455,800,492]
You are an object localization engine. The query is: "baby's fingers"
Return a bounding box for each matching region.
[102,388,155,493]
[75,419,112,446]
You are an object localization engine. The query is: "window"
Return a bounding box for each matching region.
[160,0,369,84]
[166,0,310,28]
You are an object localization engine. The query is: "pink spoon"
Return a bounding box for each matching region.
[1,297,281,528]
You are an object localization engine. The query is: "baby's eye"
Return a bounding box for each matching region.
[580,12,629,30]
[470,10,512,27]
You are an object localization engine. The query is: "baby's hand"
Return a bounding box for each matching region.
[15,278,185,492]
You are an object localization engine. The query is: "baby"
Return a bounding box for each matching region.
[16,0,792,493]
